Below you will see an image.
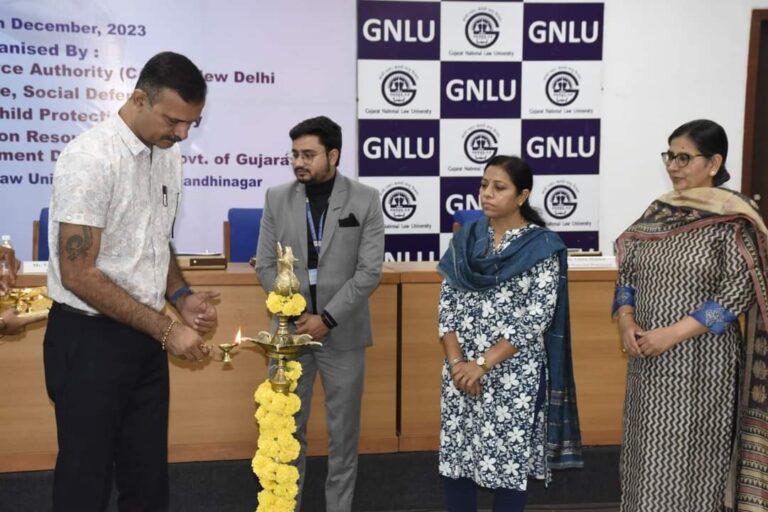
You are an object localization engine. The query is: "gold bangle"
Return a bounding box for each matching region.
[161,320,177,351]
[448,356,464,368]
[618,311,634,320]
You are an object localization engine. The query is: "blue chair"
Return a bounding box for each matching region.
[452,209,484,232]
[33,207,49,261]
[224,208,263,262]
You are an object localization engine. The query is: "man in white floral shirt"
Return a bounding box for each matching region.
[43,52,218,512]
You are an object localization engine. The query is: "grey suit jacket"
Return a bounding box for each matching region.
[254,172,385,350]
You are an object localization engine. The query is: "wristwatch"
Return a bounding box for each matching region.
[475,355,490,373]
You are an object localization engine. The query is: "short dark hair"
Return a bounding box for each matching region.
[289,116,342,166]
[136,52,207,104]
[668,119,730,186]
[484,155,546,227]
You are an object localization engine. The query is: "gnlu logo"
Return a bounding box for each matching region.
[464,129,498,164]
[382,186,417,222]
[381,70,417,107]
[544,185,578,219]
[465,12,500,49]
[546,71,579,106]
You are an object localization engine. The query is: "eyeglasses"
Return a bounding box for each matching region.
[660,151,710,168]
[291,150,326,164]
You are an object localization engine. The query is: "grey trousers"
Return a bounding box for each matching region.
[293,346,366,512]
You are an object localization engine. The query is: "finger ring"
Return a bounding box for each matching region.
[621,347,627,353]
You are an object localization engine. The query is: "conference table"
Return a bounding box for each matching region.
[0,262,623,473]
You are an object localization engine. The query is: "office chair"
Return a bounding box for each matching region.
[223,208,263,263]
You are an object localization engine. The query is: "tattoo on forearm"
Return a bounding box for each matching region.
[65,226,93,261]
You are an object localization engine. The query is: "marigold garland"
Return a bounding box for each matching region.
[266,292,306,317]
[253,360,303,512]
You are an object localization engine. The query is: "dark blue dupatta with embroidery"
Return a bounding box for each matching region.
[438,216,584,469]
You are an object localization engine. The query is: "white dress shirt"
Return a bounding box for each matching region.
[47,114,182,313]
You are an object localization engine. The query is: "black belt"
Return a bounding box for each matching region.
[56,302,104,318]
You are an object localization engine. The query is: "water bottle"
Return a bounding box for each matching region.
[0,235,12,282]
[0,235,13,295]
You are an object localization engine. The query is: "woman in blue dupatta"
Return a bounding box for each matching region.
[437,156,583,512]
[614,119,768,512]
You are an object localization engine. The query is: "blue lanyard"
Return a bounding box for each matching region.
[306,199,326,252]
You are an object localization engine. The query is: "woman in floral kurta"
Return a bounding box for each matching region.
[439,225,558,489]
[436,155,581,512]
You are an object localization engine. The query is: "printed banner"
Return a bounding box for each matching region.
[0,1,357,259]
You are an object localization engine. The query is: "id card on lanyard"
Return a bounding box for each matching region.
[306,199,325,286]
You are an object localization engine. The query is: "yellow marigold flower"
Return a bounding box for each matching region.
[254,382,275,406]
[284,394,301,415]
[259,407,282,431]
[275,465,299,484]
[285,361,303,383]
[267,458,280,476]
[252,454,275,481]
[282,293,306,316]
[281,420,297,434]
[291,294,306,309]
[259,489,289,511]
[258,438,280,459]
[273,496,296,512]
[269,393,287,414]
[255,407,268,422]
[277,431,298,447]
[277,437,300,463]
[266,292,285,314]
[257,490,276,509]
[273,483,300,500]
[282,483,299,500]
[259,415,276,431]
[264,417,283,432]
[261,478,278,490]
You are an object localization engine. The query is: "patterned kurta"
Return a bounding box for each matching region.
[438,224,559,490]
[617,222,756,512]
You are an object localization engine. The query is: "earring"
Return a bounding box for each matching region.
[710,171,716,176]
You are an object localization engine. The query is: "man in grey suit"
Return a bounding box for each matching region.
[255,116,385,512]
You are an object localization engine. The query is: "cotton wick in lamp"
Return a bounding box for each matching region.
[218,327,240,364]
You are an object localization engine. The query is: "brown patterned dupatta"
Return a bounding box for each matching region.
[616,187,768,511]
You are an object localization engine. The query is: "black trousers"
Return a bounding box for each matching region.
[43,302,170,512]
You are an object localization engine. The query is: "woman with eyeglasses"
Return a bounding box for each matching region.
[613,119,768,511]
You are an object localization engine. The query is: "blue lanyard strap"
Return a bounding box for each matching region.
[306,199,326,252]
